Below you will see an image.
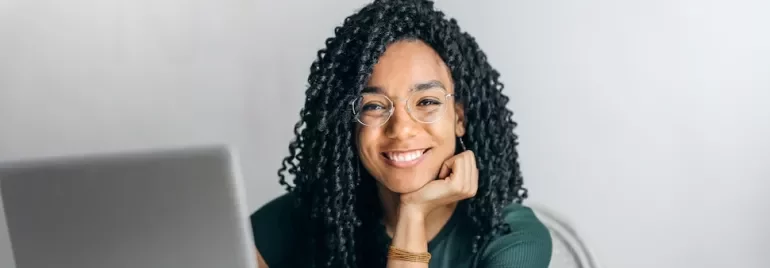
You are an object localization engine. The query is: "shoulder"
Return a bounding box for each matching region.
[250,192,301,232]
[479,203,553,268]
[250,192,307,267]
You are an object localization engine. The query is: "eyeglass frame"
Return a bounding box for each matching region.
[349,88,456,127]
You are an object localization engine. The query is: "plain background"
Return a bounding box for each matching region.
[1,0,769,267]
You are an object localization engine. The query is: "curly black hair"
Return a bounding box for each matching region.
[276,0,527,267]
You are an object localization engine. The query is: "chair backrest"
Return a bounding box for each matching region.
[531,206,599,268]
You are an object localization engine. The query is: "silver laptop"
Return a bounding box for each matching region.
[0,145,257,268]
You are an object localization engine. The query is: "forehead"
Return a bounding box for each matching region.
[366,40,453,94]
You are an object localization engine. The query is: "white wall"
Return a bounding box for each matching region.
[1,0,768,267]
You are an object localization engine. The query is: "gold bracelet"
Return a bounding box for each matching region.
[387,246,431,263]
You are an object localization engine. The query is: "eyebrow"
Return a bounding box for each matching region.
[362,80,446,94]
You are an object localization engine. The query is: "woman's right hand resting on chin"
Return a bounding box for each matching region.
[387,150,479,268]
[399,150,479,218]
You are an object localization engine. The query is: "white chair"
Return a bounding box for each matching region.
[531,206,599,268]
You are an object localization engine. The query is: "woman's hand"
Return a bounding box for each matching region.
[399,150,478,218]
[386,151,478,267]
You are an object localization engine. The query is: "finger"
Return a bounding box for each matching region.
[469,152,478,196]
[455,152,472,196]
[438,159,452,179]
[469,151,479,188]
[438,153,460,179]
[447,156,465,193]
[454,151,475,198]
[454,152,467,194]
[463,151,474,196]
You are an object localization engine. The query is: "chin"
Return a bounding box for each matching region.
[381,176,433,194]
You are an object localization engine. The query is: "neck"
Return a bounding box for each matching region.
[376,183,458,241]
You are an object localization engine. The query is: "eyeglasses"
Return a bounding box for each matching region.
[350,88,455,127]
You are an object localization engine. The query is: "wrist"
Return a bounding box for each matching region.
[390,205,428,253]
[397,204,427,222]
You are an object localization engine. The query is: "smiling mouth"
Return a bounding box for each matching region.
[381,148,431,162]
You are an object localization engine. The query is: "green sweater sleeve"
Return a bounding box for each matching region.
[479,204,553,268]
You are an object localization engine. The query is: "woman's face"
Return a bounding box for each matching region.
[356,40,465,194]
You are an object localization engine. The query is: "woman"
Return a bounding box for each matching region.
[250,0,552,267]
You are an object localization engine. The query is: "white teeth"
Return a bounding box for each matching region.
[386,150,424,162]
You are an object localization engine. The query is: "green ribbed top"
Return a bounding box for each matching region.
[251,193,552,268]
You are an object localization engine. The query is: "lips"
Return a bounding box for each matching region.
[382,148,431,162]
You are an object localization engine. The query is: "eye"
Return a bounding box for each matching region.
[417,98,442,106]
[362,103,386,111]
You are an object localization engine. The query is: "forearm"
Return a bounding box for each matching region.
[387,209,429,268]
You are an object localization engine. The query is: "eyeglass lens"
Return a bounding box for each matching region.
[352,88,451,126]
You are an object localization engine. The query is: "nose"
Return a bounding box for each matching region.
[384,102,418,140]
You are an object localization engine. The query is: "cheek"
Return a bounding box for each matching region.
[356,129,380,158]
[426,121,458,156]
[428,119,458,142]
